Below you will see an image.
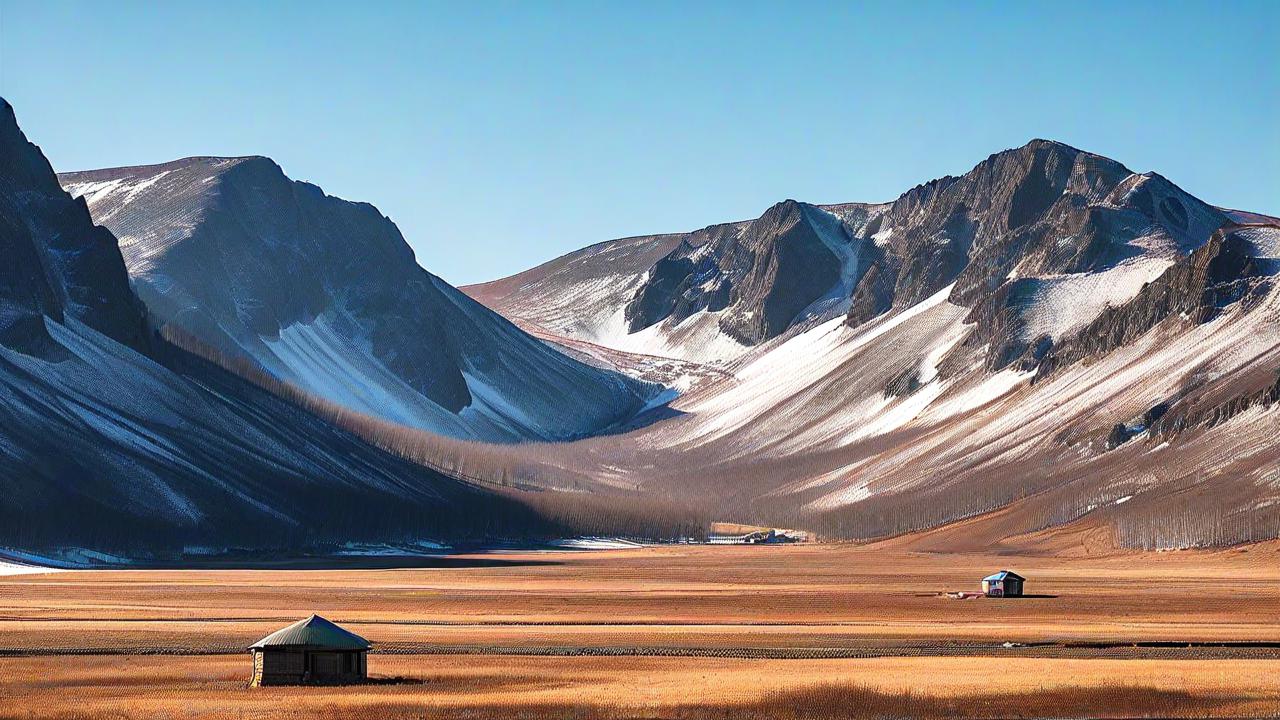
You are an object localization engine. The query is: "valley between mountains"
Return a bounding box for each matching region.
[2,93,1278,559]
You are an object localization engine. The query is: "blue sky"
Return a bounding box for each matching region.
[2,1,1277,285]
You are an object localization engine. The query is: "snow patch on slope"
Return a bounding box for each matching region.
[261,310,569,440]
[1237,226,1280,258]
[931,368,1033,419]
[593,305,748,367]
[262,312,466,432]
[793,206,866,322]
[684,284,960,445]
[1016,258,1173,342]
[1237,226,1280,274]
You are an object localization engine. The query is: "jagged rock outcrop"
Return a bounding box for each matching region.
[1037,226,1266,375]
[846,140,1228,371]
[625,200,865,347]
[1164,370,1280,433]
[0,99,148,353]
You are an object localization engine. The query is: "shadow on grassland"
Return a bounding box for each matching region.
[132,555,564,570]
[104,683,1235,720]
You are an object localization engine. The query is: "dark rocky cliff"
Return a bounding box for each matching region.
[624,200,854,346]
[0,99,148,353]
[852,140,1229,371]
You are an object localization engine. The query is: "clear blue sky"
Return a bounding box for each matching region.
[2,1,1276,285]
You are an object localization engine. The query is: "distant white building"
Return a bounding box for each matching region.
[707,529,803,545]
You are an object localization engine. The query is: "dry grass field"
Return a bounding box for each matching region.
[3,541,1280,718]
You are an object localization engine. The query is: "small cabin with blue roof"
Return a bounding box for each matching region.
[981,570,1025,597]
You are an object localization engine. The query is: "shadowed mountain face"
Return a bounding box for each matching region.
[625,200,852,345]
[0,97,548,555]
[61,157,653,442]
[0,100,147,355]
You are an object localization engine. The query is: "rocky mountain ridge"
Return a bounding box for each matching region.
[464,140,1280,550]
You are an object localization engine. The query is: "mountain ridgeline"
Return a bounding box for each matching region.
[60,157,655,443]
[466,140,1280,551]
[0,97,698,558]
[0,102,148,356]
[2,86,1278,555]
[614,141,1228,370]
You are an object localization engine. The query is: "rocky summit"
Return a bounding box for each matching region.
[466,140,1280,550]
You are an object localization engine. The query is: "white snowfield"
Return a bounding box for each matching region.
[1015,258,1173,342]
[546,538,649,550]
[0,559,61,576]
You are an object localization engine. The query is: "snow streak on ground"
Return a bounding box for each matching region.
[592,306,749,368]
[0,559,61,576]
[545,538,649,550]
[670,285,978,458]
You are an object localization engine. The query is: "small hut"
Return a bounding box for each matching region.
[981,570,1025,597]
[249,614,370,686]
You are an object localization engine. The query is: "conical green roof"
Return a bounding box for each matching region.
[249,614,370,650]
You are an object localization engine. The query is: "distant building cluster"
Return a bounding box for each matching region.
[706,528,807,545]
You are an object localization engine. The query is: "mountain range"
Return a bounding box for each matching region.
[2,93,1277,558]
[464,140,1280,551]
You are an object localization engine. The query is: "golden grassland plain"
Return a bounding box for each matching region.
[2,541,1279,718]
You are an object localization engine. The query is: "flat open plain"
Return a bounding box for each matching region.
[3,541,1279,718]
